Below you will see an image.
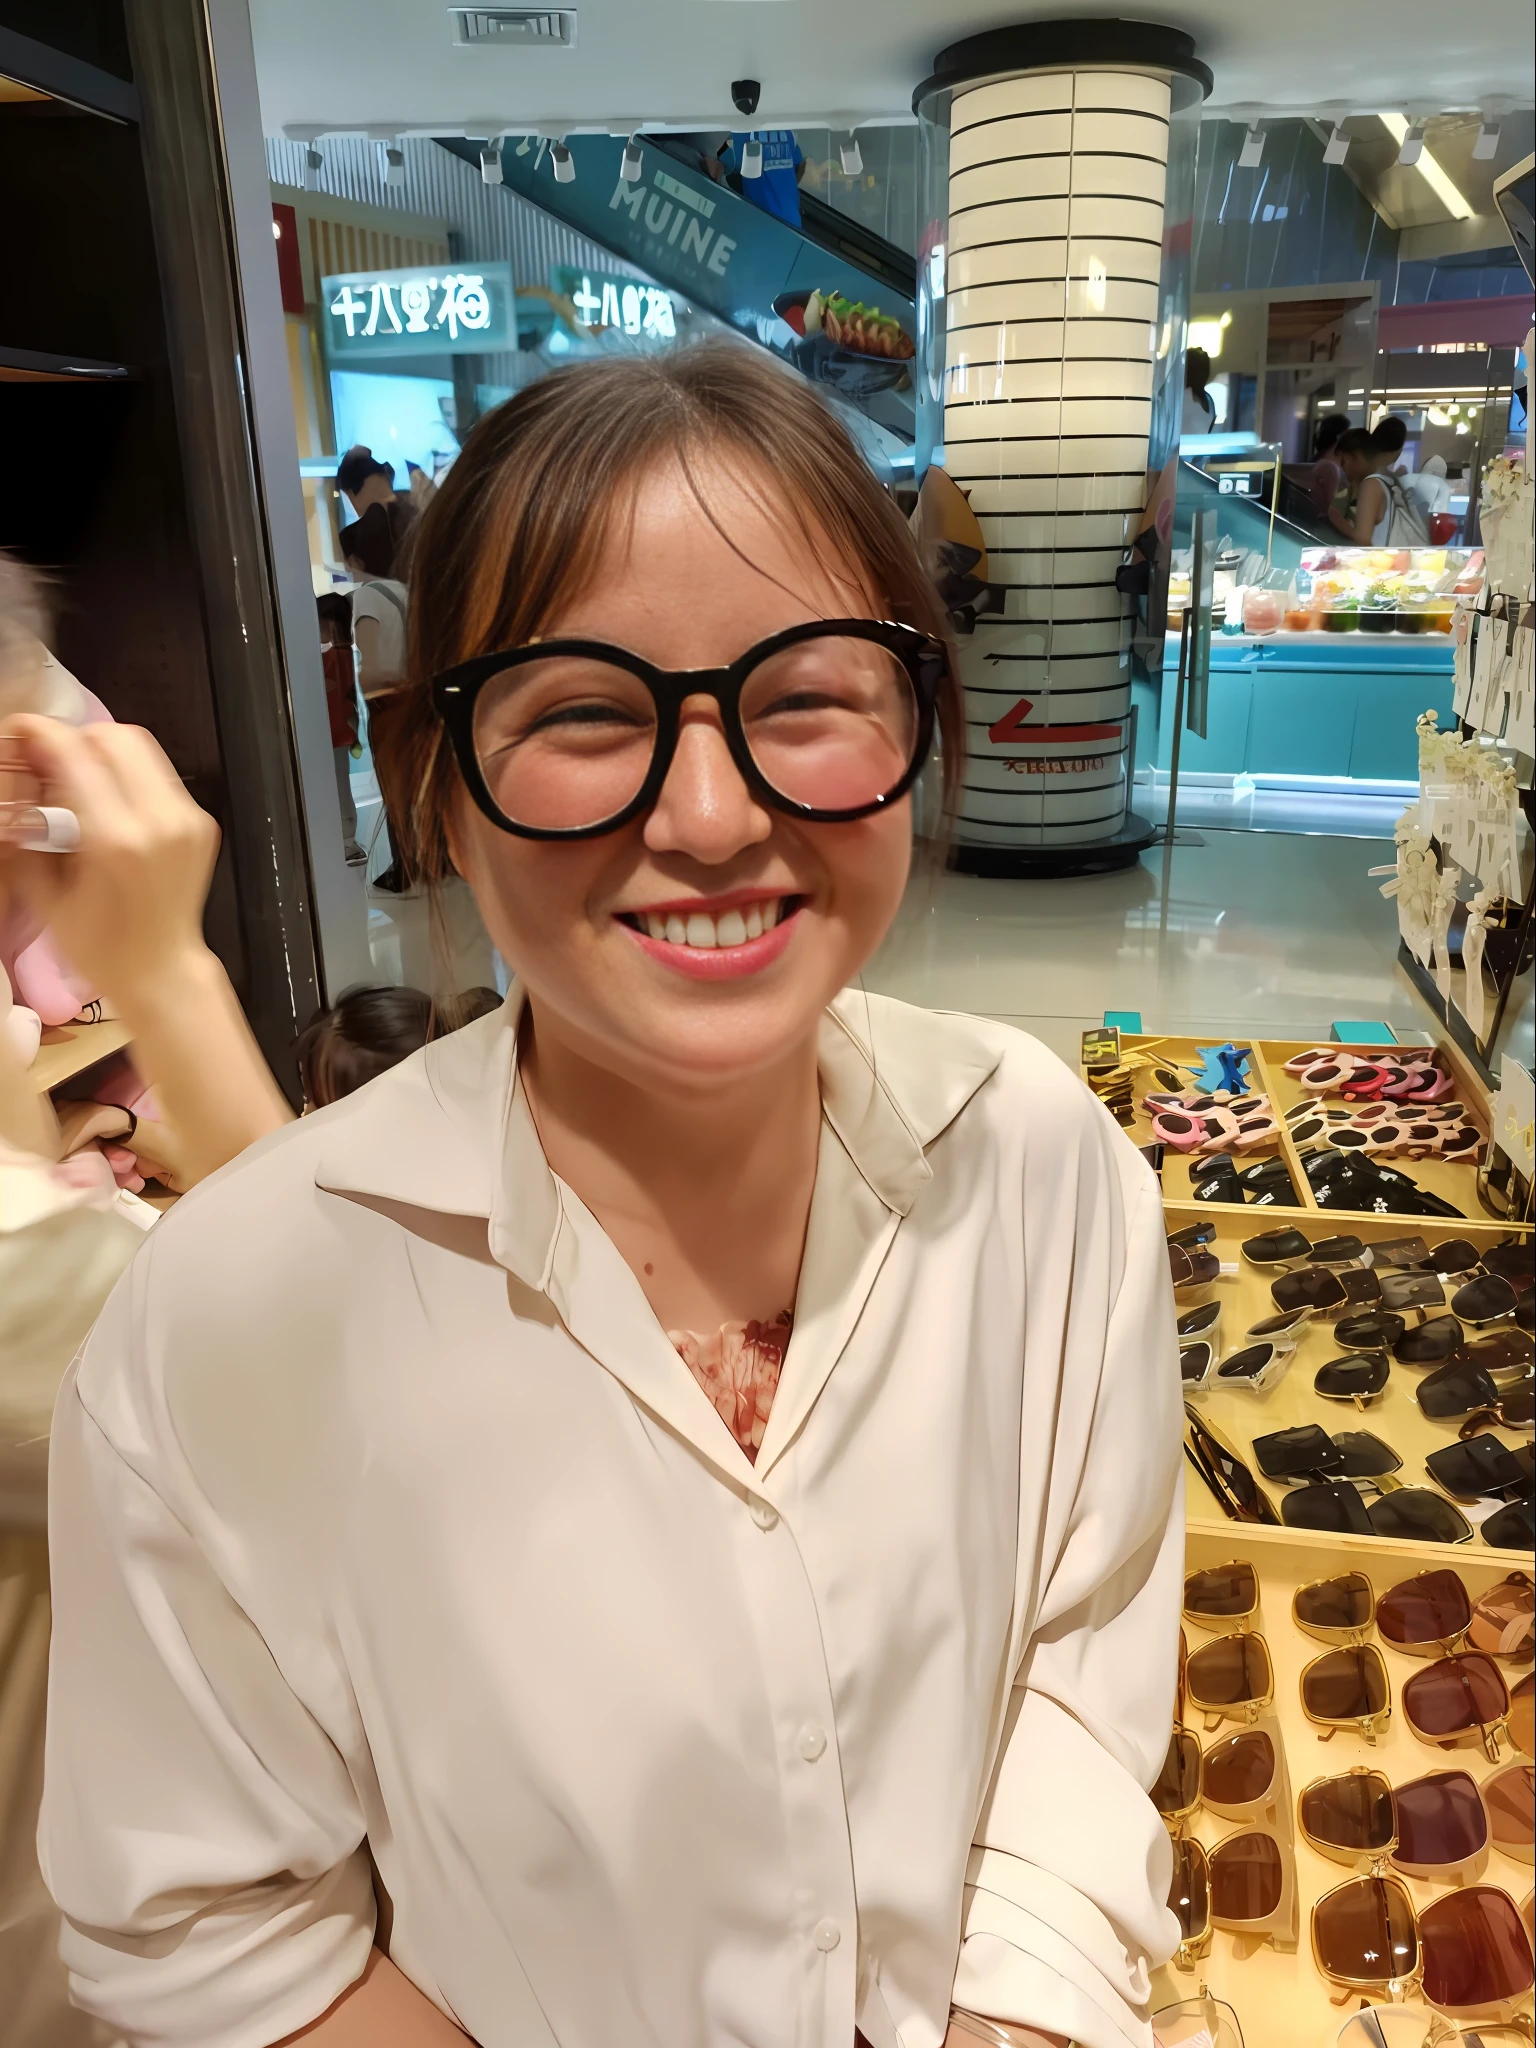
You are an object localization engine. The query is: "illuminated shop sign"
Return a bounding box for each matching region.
[321,261,515,359]
[568,274,677,338]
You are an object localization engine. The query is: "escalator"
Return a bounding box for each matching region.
[440,134,919,460]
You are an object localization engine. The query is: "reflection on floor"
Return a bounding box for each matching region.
[1136,771,1414,840]
[866,827,1433,1066]
[350,755,1440,1068]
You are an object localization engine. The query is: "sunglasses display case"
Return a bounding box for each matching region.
[1086,1033,1522,1225]
[1156,1529,1534,2048]
[1161,1199,1534,2045]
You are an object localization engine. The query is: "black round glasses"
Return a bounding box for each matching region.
[430,617,946,840]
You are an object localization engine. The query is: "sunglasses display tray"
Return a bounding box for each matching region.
[1169,1205,1533,1560]
[1105,1035,1509,1226]
[1151,1528,1533,2048]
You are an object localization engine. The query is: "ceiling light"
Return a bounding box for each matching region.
[621,132,643,182]
[480,137,503,184]
[1187,318,1226,358]
[1473,121,1500,160]
[839,134,862,176]
[741,136,763,178]
[1427,405,1451,425]
[1455,420,1470,433]
[303,144,324,191]
[1323,123,1350,165]
[383,143,405,187]
[1379,114,1475,220]
[1238,125,1264,168]
[551,140,575,184]
[1397,121,1426,166]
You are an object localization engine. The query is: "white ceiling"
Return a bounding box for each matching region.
[251,0,1536,137]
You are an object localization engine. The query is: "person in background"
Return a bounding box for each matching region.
[296,983,502,1110]
[341,501,415,894]
[318,593,365,868]
[1307,412,1351,517]
[1408,453,1455,529]
[1180,347,1216,435]
[1370,414,1410,475]
[1329,426,1430,544]
[711,128,805,227]
[335,445,401,522]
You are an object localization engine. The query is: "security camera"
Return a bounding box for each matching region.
[731,78,761,117]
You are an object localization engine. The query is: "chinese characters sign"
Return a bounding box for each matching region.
[320,262,515,360]
[553,268,677,342]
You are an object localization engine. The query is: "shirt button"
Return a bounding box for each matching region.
[813,1919,841,1952]
[796,1721,827,1761]
[749,1497,779,1531]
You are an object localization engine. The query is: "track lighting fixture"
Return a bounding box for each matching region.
[303,144,324,191]
[621,133,643,182]
[384,143,405,186]
[741,136,763,178]
[839,134,862,176]
[1473,121,1500,160]
[1323,123,1349,165]
[480,137,504,184]
[1398,122,1426,165]
[551,140,575,184]
[1238,125,1264,168]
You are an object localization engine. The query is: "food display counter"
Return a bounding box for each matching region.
[1160,548,1477,787]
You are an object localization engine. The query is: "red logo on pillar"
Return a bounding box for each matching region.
[986,697,1034,743]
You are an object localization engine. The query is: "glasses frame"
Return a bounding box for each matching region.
[1183,1560,1262,1635]
[430,617,946,840]
[1302,1642,1394,1746]
[1402,1651,1512,1763]
[1313,1876,1536,2023]
[1298,1763,1494,1884]
[1294,1570,1377,1648]
[1186,1629,1276,1731]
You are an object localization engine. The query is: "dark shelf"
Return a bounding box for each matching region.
[0,342,134,382]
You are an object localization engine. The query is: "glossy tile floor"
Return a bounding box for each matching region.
[864,828,1438,1066]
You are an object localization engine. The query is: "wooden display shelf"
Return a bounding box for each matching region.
[29,1017,131,1094]
[1156,1527,1532,2048]
[1167,1202,1532,1556]
[1096,1035,1506,1227]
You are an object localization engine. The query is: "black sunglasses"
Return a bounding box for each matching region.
[430,618,947,840]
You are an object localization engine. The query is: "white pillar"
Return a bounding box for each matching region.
[917,25,1207,871]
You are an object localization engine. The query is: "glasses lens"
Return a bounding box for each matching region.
[1464,1330,1536,1375]
[1249,1307,1312,1339]
[1304,1646,1390,1724]
[1341,1268,1384,1305]
[1273,1268,1348,1313]
[1418,1886,1535,2011]
[1483,1763,1534,1858]
[1382,1272,1448,1311]
[1177,1301,1222,1339]
[739,634,919,812]
[1403,1654,1509,1738]
[1180,1341,1214,1386]
[1367,1489,1473,1545]
[1512,1672,1534,1758]
[1168,1222,1218,1249]
[471,655,658,830]
[1202,1729,1276,1808]
[1395,1316,1466,1364]
[1215,1344,1279,1383]
[1188,1634,1272,1710]
[1499,1378,1535,1426]
[1453,1274,1520,1326]
[1467,1574,1536,1660]
[1336,1311,1407,1351]
[1372,1236,1433,1269]
[1394,1769,1488,1869]
[1283,1480,1374,1535]
[1332,1431,1402,1480]
[1301,1770,1394,1854]
[1417,1358,1498,1419]
[1484,1497,1536,1553]
[1332,2008,1460,2048]
[1425,1433,1527,1499]
[1208,1832,1284,1922]
[1255,1425,1342,1479]
[1377,1570,1474,1649]
[1295,1571,1374,1634]
[1428,1238,1482,1276]
[1315,1352,1390,1402]
[1313,1875,1418,1987]
[1311,1235,1367,1267]
[1185,1563,1259,1622]
[1483,1240,1535,1284]
[1168,1836,1210,1942]
[1241,1228,1313,1265]
[1152,1727,1201,1817]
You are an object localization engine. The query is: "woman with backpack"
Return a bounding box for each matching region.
[1328,426,1431,546]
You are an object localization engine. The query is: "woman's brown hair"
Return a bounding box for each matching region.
[377,341,963,883]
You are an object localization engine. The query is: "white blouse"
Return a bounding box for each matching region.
[40,990,1183,2048]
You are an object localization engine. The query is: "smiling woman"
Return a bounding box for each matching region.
[41,342,1184,2048]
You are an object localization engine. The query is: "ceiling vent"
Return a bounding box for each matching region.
[450,9,577,48]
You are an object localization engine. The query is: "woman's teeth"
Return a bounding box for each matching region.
[641,898,785,947]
